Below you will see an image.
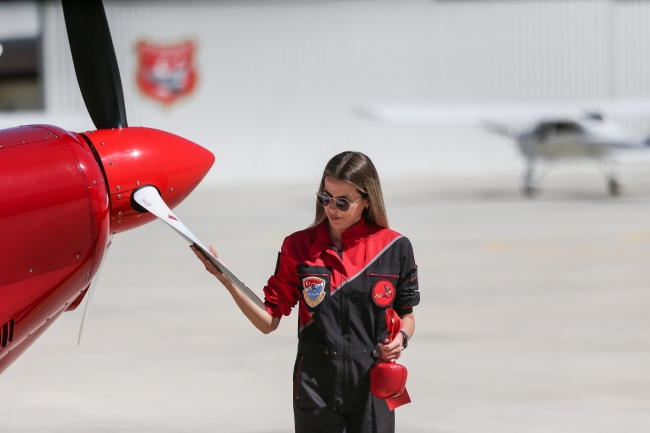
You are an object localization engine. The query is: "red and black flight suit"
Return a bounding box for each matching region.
[264,218,420,433]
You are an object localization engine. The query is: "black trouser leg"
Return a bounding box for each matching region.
[294,389,395,433]
[343,394,395,433]
[293,348,395,433]
[294,405,347,433]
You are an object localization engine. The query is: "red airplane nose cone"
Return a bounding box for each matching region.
[80,127,214,233]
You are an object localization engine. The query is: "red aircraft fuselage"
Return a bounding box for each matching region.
[0,124,214,375]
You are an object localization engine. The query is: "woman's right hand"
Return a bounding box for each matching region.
[190,245,231,287]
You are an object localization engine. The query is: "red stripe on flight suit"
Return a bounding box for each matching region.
[330,233,402,295]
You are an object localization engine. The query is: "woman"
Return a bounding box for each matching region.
[191,151,420,433]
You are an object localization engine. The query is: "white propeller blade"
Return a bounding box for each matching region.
[78,234,114,345]
[132,186,266,311]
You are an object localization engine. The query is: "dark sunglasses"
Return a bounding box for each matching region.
[316,192,362,212]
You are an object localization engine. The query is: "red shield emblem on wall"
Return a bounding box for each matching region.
[136,40,197,105]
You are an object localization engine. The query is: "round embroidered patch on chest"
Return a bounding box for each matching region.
[372,279,395,307]
[303,277,326,308]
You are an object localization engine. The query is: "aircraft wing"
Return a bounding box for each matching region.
[354,100,650,125]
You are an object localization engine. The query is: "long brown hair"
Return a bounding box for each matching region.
[312,151,388,228]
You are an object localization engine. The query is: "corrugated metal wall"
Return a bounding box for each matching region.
[41,0,650,185]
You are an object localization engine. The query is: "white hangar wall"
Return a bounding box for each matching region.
[41,0,650,185]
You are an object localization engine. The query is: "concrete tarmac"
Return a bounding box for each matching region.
[1,172,649,433]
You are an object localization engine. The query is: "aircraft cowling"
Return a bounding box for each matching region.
[0,124,110,373]
[80,127,215,234]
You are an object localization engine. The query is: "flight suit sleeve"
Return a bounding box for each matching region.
[394,237,420,317]
[263,236,301,318]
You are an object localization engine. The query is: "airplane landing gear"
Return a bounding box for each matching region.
[523,185,539,197]
[597,160,623,197]
[522,158,541,198]
[607,177,621,196]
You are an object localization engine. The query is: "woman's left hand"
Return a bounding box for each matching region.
[377,332,404,362]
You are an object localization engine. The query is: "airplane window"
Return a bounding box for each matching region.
[554,122,582,134]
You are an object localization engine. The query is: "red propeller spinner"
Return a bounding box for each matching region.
[80,127,215,234]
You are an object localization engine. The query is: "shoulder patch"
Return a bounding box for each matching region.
[303,277,326,307]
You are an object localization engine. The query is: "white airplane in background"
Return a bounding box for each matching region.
[355,101,650,196]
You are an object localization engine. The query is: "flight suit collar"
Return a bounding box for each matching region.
[309,218,371,258]
[340,217,372,248]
